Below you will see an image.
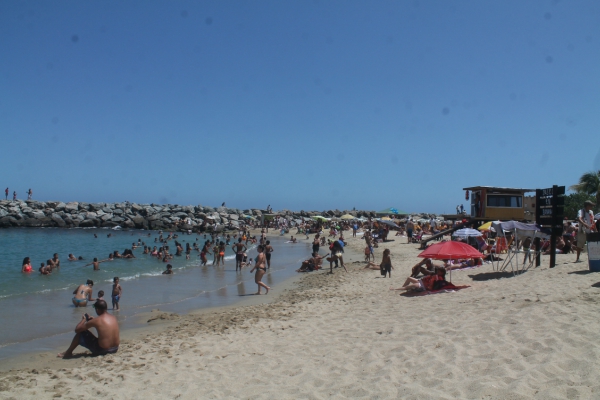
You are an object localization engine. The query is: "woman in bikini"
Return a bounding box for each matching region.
[22,257,33,273]
[72,280,95,307]
[250,245,270,295]
[218,241,226,266]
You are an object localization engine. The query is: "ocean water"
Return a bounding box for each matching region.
[0,228,310,360]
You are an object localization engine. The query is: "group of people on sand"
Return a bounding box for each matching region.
[297,233,348,274]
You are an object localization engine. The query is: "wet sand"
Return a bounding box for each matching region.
[1,231,599,399]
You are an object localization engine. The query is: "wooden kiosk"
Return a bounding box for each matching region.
[463,186,535,222]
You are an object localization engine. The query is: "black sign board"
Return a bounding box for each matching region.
[535,185,566,268]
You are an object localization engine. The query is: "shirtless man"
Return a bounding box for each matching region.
[364,232,374,262]
[232,238,247,271]
[410,258,442,278]
[406,220,415,244]
[84,258,107,271]
[58,300,119,358]
[72,280,95,307]
[264,240,274,269]
[49,253,60,270]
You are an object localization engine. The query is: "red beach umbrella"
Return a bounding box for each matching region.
[418,241,483,260]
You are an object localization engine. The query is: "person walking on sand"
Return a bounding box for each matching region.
[575,200,597,262]
[57,300,119,358]
[250,245,270,295]
[406,219,414,244]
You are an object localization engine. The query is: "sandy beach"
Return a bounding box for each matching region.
[1,231,599,399]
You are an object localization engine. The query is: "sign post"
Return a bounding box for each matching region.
[536,185,565,268]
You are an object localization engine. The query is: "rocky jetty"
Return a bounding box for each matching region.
[0,200,395,232]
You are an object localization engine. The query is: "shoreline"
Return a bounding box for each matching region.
[2,231,597,398]
[0,229,321,372]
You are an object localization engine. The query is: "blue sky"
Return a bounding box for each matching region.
[1,0,599,213]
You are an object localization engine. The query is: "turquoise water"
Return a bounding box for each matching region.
[0,228,311,360]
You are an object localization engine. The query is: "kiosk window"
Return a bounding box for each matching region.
[487,195,522,208]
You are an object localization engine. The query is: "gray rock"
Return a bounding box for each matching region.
[131,203,143,212]
[101,221,119,228]
[24,218,42,227]
[85,212,97,219]
[65,202,79,212]
[0,209,7,217]
[78,202,90,211]
[101,213,113,221]
[32,211,46,219]
[89,203,105,211]
[132,216,148,229]
[121,219,135,229]
[204,206,215,213]
[110,216,125,223]
[182,206,194,213]
[113,209,124,215]
[229,214,239,220]
[79,219,96,228]
[102,207,113,213]
[174,212,188,218]
[0,216,18,227]
[55,202,66,211]
[51,213,66,227]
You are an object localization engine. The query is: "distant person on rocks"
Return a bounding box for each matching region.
[456,205,460,214]
[12,191,16,201]
[459,204,464,214]
[58,299,119,358]
[72,280,95,307]
[27,188,32,200]
[4,187,8,200]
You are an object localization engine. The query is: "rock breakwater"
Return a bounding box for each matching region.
[0,200,387,232]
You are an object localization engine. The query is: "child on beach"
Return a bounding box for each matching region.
[111,277,122,310]
[97,290,104,301]
[162,264,173,274]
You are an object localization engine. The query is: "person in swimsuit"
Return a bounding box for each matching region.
[72,280,95,307]
[58,300,120,358]
[390,267,446,292]
[162,264,173,274]
[21,257,32,273]
[312,235,320,255]
[232,238,247,271]
[250,245,270,295]
[218,241,226,266]
[111,277,122,310]
[264,240,274,269]
[380,249,393,278]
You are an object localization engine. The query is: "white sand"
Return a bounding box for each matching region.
[1,233,600,399]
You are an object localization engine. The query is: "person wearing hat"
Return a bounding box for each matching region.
[576,200,597,262]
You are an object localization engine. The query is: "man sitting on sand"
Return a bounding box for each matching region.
[58,300,119,358]
[410,258,443,278]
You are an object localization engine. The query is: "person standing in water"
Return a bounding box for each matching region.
[21,257,32,273]
[232,238,247,271]
[264,240,274,269]
[72,280,95,307]
[250,245,270,295]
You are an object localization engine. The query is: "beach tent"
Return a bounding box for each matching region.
[376,207,407,216]
[491,221,550,274]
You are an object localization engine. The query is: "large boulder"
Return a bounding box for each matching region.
[150,220,166,230]
[101,221,119,228]
[32,211,46,219]
[89,203,105,211]
[121,219,135,229]
[0,216,19,227]
[79,219,96,228]
[132,216,148,229]
[101,213,113,221]
[51,213,66,227]
[65,202,79,212]
[23,218,42,227]
[113,208,124,215]
[131,203,143,212]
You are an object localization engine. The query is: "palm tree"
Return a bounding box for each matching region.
[569,170,600,206]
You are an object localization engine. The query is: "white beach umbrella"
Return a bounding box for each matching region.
[452,228,482,238]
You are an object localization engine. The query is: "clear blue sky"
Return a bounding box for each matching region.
[1,1,599,213]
